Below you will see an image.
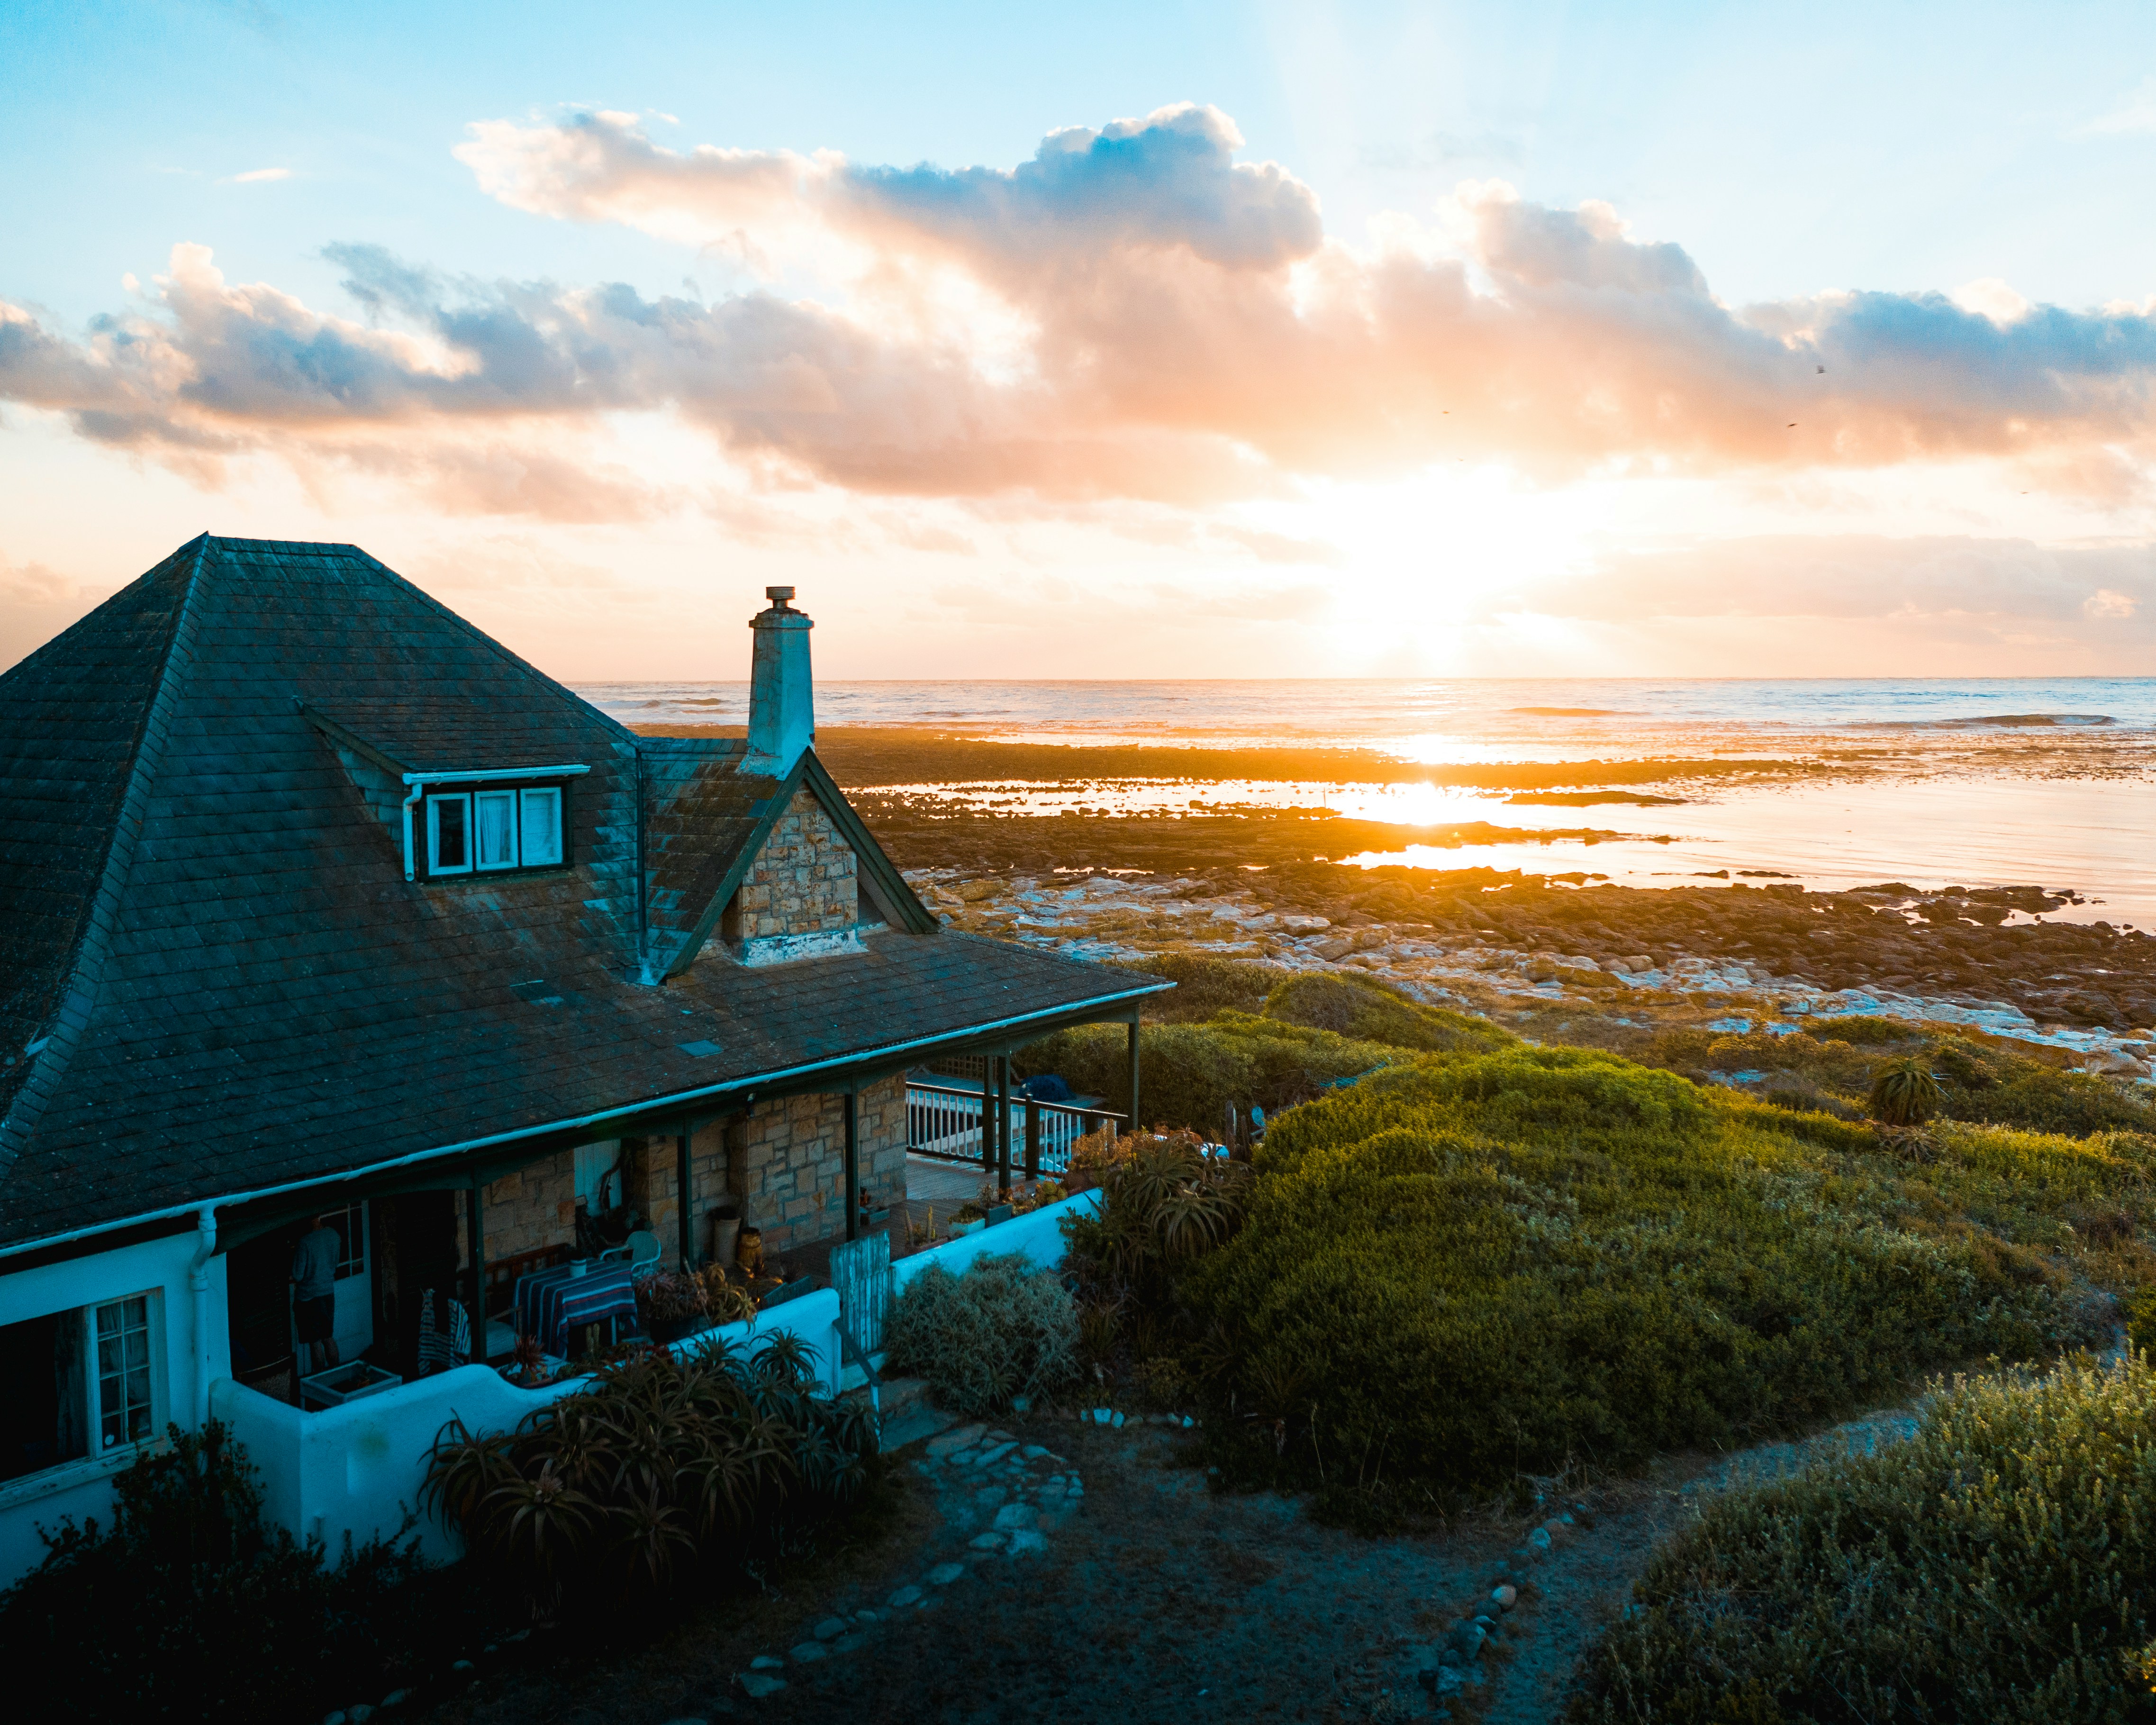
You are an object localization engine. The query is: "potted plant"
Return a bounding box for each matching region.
[634,1268,711,1344]
[949,1198,987,1238]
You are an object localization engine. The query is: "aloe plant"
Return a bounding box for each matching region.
[1869,1055,1945,1127]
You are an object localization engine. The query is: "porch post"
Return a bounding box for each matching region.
[1025,1094,1042,1182]
[464,1176,486,1366]
[1127,1012,1142,1138]
[842,1086,860,1243]
[676,1130,694,1267]
[995,1054,1013,1197]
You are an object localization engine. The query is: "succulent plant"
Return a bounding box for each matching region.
[1869,1055,1945,1127]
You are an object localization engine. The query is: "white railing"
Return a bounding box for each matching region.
[905,1082,1122,1177]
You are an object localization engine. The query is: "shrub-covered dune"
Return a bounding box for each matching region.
[1569,1355,2156,1725]
[1182,1046,2128,1507]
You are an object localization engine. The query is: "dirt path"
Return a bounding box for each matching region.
[423,1402,1926,1725]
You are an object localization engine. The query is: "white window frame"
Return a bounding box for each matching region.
[427,792,473,876]
[0,1295,168,1506]
[518,786,564,868]
[92,1293,158,1456]
[473,789,520,872]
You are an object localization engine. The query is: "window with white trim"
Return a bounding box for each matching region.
[421,782,567,880]
[0,1292,163,1485]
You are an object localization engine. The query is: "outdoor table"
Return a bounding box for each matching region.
[513,1259,641,1356]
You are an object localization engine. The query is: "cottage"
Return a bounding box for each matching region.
[0,536,1160,1580]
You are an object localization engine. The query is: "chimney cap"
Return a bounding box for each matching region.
[765,585,796,606]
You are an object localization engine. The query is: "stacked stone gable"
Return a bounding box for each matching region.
[724,787,856,944]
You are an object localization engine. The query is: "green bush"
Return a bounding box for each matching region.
[885,1252,1081,1416]
[1016,1016,1400,1132]
[1262,971,1513,1054]
[1130,952,1281,1021]
[1570,1356,2156,1725]
[1183,1047,2090,1507]
[0,1422,490,1724]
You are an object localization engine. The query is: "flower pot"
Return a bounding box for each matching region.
[950,1218,985,1238]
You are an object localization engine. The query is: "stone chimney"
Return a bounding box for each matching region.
[741,585,815,776]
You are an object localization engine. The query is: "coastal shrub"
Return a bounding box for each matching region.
[1016,1016,1400,1132]
[0,1421,491,1724]
[885,1252,1080,1416]
[1183,1046,2089,1509]
[1130,952,1281,1021]
[1569,1357,2156,1725]
[422,1333,877,1600]
[1869,1053,1945,1125]
[1262,971,1513,1054]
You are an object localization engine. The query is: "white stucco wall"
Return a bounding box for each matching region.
[0,1231,230,1587]
[891,1187,1100,1290]
[210,1287,843,1567]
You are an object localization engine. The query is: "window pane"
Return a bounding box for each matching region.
[520,788,562,866]
[431,796,469,871]
[474,790,517,869]
[93,1297,151,1453]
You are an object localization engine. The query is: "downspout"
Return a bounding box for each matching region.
[401,783,425,883]
[188,1202,217,1428]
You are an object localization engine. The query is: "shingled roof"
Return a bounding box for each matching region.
[0,536,1164,1252]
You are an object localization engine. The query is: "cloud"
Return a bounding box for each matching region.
[229,167,292,184]
[13,104,2156,519]
[1513,535,2156,648]
[2081,76,2156,136]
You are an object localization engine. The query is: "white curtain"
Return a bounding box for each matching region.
[475,791,516,868]
[520,788,562,865]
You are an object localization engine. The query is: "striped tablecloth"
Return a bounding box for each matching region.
[513,1261,640,1356]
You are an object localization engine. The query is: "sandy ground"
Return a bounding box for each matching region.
[420,1401,1929,1725]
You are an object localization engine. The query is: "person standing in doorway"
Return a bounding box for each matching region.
[291,1215,342,1375]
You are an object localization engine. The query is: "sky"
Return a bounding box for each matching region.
[8,0,2156,681]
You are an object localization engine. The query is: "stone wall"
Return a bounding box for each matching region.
[622,1123,729,1268]
[472,1146,579,1264]
[723,788,855,943]
[732,1074,908,1253]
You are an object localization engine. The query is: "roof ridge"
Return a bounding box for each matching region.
[342,545,642,749]
[0,535,216,1181]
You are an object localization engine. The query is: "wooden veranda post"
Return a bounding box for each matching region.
[464,1176,486,1365]
[1127,1012,1142,1138]
[676,1131,693,1267]
[1024,1094,1042,1181]
[843,1087,860,1243]
[995,1054,1013,1197]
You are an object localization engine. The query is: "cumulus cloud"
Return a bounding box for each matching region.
[11,104,2156,517]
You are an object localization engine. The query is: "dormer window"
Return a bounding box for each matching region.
[419,782,571,879]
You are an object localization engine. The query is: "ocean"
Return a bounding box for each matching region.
[575,678,2156,924]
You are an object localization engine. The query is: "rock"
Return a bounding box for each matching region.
[927,1562,966,1585]
[1006,1528,1048,1556]
[738,1672,787,1698]
[855,1609,879,1624]
[348,1710,375,1724]
[993,1502,1039,1530]
[1009,1396,1031,1413]
[887,1585,924,1608]
[968,1531,1007,1551]
[1491,1585,1517,1611]
[1110,1411,1126,1428]
[452,1660,476,1674]
[832,1633,872,1654]
[382,1697,410,1711]
[972,1441,1018,1466]
[751,1655,786,1670]
[1433,1667,1467,1697]
[1542,1517,1566,1539]
[988,1429,1017,1442]
[1444,1621,1486,1661]
[1181,1416,1195,1428]
[926,1423,988,1457]
[814,1616,847,1640]
[789,1641,830,1663]
[325,1715,348,1725]
[1528,1526,1552,1550]
[1022,1444,1050,1458]
[1092,1407,1113,1424]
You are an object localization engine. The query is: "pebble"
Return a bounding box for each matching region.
[739,1672,786,1698]
[751,1655,786,1670]
[1091,1407,1114,1424]
[1529,1526,1552,1550]
[814,1616,847,1640]
[927,1562,966,1585]
[789,1641,830,1663]
[832,1632,872,1654]
[1110,1411,1126,1428]
[1006,1528,1048,1556]
[993,1502,1039,1531]
[855,1608,879,1623]
[1022,1444,1050,1458]
[348,1710,375,1724]
[887,1585,924,1608]
[969,1531,1007,1551]
[1491,1585,1517,1612]
[452,1660,475,1674]
[325,1714,347,1725]
[382,1694,410,1710]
